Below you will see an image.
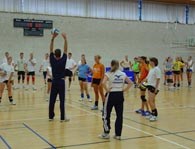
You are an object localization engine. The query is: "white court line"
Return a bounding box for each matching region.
[0,113,93,123]
[66,103,191,149]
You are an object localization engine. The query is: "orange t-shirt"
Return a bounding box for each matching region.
[139,63,149,82]
[92,63,105,79]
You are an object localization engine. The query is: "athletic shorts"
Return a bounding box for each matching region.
[92,78,101,85]
[187,69,193,72]
[27,71,35,76]
[139,87,147,91]
[147,85,159,95]
[65,69,73,77]
[78,77,87,82]
[18,71,25,76]
[2,80,14,84]
[133,71,139,75]
[173,71,180,75]
[47,78,52,82]
[165,71,172,76]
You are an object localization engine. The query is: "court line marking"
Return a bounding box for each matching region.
[71,98,195,143]
[0,113,93,123]
[123,116,195,143]
[0,126,25,131]
[0,135,12,149]
[48,140,110,149]
[67,102,191,149]
[23,123,56,149]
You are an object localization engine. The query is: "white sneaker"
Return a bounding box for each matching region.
[25,85,29,90]
[99,133,110,139]
[145,114,152,119]
[113,135,121,140]
[88,99,92,102]
[10,100,16,105]
[149,115,158,122]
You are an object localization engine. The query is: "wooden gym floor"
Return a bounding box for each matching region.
[0,75,195,149]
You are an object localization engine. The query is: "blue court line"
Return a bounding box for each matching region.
[0,135,12,149]
[23,123,56,149]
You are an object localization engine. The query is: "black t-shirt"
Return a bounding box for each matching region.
[50,53,67,79]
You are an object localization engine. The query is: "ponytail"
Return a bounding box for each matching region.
[110,60,119,72]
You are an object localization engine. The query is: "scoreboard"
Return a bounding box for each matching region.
[13,18,53,36]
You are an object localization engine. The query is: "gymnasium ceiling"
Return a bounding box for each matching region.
[145,0,195,5]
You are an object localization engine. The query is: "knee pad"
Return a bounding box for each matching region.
[69,77,72,82]
[32,76,35,82]
[141,95,147,102]
[18,75,21,81]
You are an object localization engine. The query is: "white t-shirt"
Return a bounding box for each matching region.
[147,66,161,89]
[46,66,52,79]
[26,59,37,72]
[42,59,50,71]
[66,58,77,71]
[106,70,127,92]
[2,57,15,66]
[187,59,194,71]
[17,58,25,71]
[0,63,14,83]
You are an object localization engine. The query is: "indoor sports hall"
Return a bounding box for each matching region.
[0,0,195,149]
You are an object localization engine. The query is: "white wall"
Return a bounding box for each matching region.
[0,12,195,71]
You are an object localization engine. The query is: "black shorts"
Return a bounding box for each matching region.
[78,77,87,82]
[173,71,180,75]
[65,69,73,77]
[27,71,35,76]
[18,71,25,76]
[124,67,130,71]
[147,85,159,95]
[187,69,193,72]
[47,78,52,82]
[2,80,14,84]
[92,78,101,85]
[134,71,139,75]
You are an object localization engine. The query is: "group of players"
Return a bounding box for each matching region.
[163,56,194,90]
[0,41,193,139]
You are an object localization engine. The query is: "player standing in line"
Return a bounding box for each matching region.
[164,57,173,90]
[179,57,185,85]
[1,52,9,64]
[40,53,50,85]
[145,57,161,122]
[14,52,25,89]
[0,56,16,105]
[76,58,92,101]
[135,56,150,116]
[120,55,131,71]
[65,52,77,91]
[186,56,194,88]
[24,53,37,90]
[49,32,69,122]
[172,57,184,89]
[132,57,140,88]
[99,60,132,139]
[91,55,105,110]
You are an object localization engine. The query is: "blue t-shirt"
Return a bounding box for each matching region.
[78,64,90,79]
[50,53,67,80]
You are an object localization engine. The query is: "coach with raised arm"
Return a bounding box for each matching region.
[49,31,70,122]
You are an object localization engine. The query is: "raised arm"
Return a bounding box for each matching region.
[50,33,58,53]
[61,33,67,54]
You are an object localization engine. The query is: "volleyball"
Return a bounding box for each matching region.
[51,28,60,35]
[139,82,148,90]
